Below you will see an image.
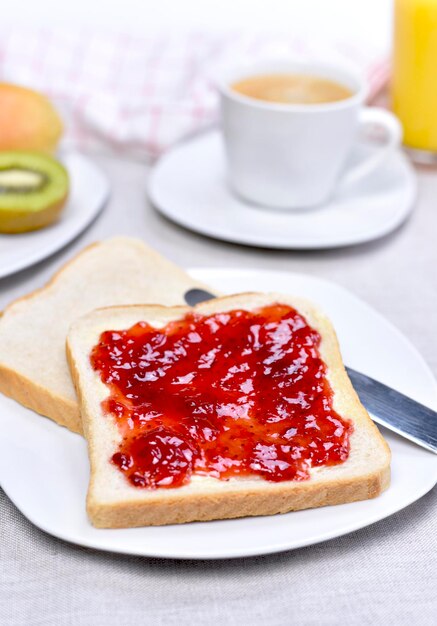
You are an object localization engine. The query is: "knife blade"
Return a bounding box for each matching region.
[345,367,437,453]
[184,288,437,454]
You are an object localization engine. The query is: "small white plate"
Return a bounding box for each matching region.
[0,268,436,560]
[0,152,109,279]
[149,131,417,249]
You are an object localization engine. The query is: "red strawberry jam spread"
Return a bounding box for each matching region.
[90,304,352,489]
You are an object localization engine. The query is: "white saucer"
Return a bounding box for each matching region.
[0,268,436,560]
[0,152,109,279]
[149,131,417,249]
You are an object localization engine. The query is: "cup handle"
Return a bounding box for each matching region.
[339,107,403,188]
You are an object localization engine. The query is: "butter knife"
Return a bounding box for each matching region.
[184,288,437,454]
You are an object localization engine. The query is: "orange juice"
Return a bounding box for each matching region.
[392,0,437,154]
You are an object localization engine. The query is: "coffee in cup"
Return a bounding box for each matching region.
[219,60,402,210]
[231,73,353,105]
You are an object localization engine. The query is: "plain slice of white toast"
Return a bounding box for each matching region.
[67,292,391,528]
[0,237,211,434]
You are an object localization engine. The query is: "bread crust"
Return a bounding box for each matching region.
[0,362,81,432]
[88,470,390,528]
[67,293,391,528]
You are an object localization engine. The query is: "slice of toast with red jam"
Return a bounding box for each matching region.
[67,293,390,528]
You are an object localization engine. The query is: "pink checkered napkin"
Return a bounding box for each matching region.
[0,29,389,160]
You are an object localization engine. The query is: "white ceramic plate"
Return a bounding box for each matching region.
[0,152,109,279]
[149,131,417,249]
[1,268,436,560]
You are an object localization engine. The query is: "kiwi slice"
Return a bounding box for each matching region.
[0,151,69,233]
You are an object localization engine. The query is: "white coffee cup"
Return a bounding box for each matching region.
[218,60,402,210]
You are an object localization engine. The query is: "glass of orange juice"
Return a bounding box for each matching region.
[392,0,437,162]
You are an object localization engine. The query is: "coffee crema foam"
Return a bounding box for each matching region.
[231,73,353,105]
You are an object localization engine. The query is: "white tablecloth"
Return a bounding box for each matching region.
[1,153,436,625]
